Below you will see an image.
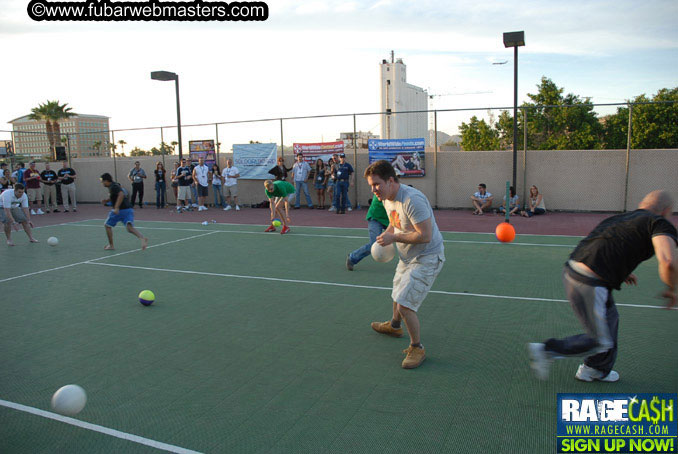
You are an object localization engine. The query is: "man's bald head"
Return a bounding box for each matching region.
[638,190,674,217]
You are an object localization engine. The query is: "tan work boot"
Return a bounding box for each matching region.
[401,345,426,369]
[371,320,404,338]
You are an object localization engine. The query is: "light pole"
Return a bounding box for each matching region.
[503,31,525,190]
[151,71,183,160]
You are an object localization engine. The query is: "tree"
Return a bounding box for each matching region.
[29,100,75,157]
[117,140,127,155]
[459,115,499,151]
[603,87,678,149]
[92,140,102,155]
[495,110,524,150]
[130,147,148,156]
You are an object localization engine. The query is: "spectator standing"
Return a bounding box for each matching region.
[521,185,547,217]
[11,163,26,185]
[313,158,327,209]
[170,162,180,203]
[268,157,291,181]
[128,161,147,208]
[192,157,210,211]
[326,157,336,211]
[334,153,354,214]
[222,158,241,211]
[57,161,77,212]
[211,163,225,208]
[23,162,43,215]
[154,162,167,209]
[189,161,199,208]
[40,163,59,213]
[175,158,193,212]
[292,154,314,209]
[1,183,39,245]
[471,183,493,215]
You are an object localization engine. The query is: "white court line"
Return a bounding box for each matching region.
[0,399,202,454]
[0,231,219,285]
[33,218,99,229]
[75,217,587,238]
[66,223,575,248]
[87,262,674,311]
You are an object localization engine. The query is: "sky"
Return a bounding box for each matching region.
[1,0,677,151]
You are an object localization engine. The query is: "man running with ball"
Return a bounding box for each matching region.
[364,160,445,369]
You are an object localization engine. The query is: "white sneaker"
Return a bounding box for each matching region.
[528,343,553,381]
[347,207,352,212]
[328,206,336,212]
[31,209,37,215]
[199,206,208,211]
[575,364,620,382]
[37,209,45,215]
[224,205,232,211]
[235,205,240,211]
[192,203,199,208]
[176,207,182,212]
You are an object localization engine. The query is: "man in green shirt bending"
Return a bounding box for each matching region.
[346,194,389,270]
[264,179,296,234]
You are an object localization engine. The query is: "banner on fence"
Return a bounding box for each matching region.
[368,138,425,177]
[188,140,216,167]
[233,143,278,180]
[293,141,345,165]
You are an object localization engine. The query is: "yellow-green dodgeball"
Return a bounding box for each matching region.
[138,290,155,306]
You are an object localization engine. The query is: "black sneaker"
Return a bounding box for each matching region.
[309,206,314,209]
[64,209,69,212]
[53,209,60,212]
[72,208,77,212]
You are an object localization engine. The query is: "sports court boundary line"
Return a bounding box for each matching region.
[71,218,586,238]
[65,223,575,248]
[0,399,202,454]
[86,262,673,311]
[0,231,219,285]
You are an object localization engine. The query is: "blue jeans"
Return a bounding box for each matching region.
[349,219,386,265]
[213,184,225,208]
[336,180,349,210]
[294,181,313,207]
[332,181,351,208]
[190,185,198,205]
[155,181,166,207]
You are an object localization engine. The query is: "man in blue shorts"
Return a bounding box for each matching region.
[100,173,148,251]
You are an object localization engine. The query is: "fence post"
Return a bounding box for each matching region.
[111,130,117,181]
[214,123,219,165]
[353,114,358,209]
[433,110,438,209]
[522,108,527,205]
[280,119,284,158]
[623,103,633,212]
[160,127,166,168]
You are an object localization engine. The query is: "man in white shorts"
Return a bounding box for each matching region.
[364,160,445,369]
[1,183,39,246]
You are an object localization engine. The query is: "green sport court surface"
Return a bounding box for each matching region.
[1,219,676,453]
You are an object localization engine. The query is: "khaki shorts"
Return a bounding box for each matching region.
[392,252,445,312]
[0,207,27,224]
[224,185,238,197]
[177,186,191,200]
[27,188,40,202]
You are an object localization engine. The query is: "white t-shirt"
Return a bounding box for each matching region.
[0,189,29,209]
[212,172,222,186]
[473,191,492,201]
[222,166,239,187]
[194,164,210,187]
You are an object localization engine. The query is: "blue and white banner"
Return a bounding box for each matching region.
[557,393,677,453]
[368,138,425,177]
[233,143,278,180]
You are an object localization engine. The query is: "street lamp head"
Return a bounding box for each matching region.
[151,70,178,81]
[503,31,525,48]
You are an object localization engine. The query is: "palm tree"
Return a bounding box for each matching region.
[29,100,75,158]
[170,141,178,155]
[118,140,127,155]
[92,140,102,155]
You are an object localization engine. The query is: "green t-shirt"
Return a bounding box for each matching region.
[367,195,389,227]
[265,180,296,198]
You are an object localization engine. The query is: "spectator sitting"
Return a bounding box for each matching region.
[471,183,493,215]
[521,185,546,217]
[498,186,520,216]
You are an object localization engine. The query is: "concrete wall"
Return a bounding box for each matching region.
[26,148,678,212]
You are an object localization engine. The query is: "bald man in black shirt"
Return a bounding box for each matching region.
[529,190,677,382]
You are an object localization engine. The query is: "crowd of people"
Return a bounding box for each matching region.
[0,161,78,214]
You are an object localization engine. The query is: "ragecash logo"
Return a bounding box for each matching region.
[557,393,677,453]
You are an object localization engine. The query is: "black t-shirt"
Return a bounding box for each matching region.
[58,168,76,185]
[109,182,132,209]
[40,170,58,185]
[570,209,678,289]
[177,166,193,186]
[155,169,166,182]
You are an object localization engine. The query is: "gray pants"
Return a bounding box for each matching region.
[543,265,619,375]
[61,183,77,209]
